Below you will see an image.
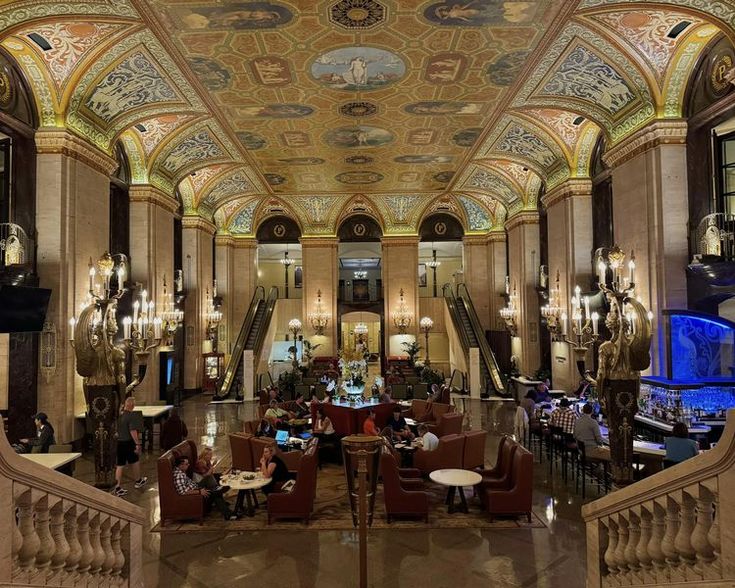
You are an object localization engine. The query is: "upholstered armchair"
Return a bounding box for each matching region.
[157,440,205,526]
[229,433,254,471]
[484,445,534,522]
[462,430,487,470]
[428,412,463,437]
[380,452,429,523]
[267,441,319,524]
[413,433,464,474]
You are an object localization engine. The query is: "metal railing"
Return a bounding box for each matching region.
[251,287,278,362]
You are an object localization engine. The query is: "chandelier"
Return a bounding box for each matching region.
[280,250,294,266]
[308,289,330,335]
[392,288,412,334]
[499,282,519,337]
[425,249,441,269]
[541,270,563,341]
[205,286,222,342]
[160,275,183,344]
[354,270,367,279]
[354,322,368,335]
[288,318,303,338]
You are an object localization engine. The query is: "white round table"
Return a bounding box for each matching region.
[429,468,482,514]
[220,471,272,516]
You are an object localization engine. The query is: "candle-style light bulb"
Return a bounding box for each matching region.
[69,317,76,341]
[591,312,599,336]
[561,312,568,336]
[133,300,139,324]
[88,265,96,293]
[122,316,132,340]
[628,257,635,286]
[597,260,606,285]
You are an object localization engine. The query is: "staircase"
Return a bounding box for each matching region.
[217,286,278,399]
[583,410,735,587]
[0,426,144,586]
[443,283,506,396]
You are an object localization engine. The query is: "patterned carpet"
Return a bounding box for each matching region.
[152,463,546,532]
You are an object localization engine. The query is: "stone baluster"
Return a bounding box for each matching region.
[689,483,716,580]
[625,510,642,581]
[613,513,630,582]
[110,519,126,583]
[674,489,698,579]
[649,500,668,583]
[11,486,23,578]
[47,496,69,581]
[703,478,721,579]
[76,508,94,575]
[32,494,55,578]
[661,494,681,579]
[64,503,82,582]
[14,486,40,580]
[635,504,654,583]
[100,515,115,578]
[603,516,619,582]
[89,512,106,575]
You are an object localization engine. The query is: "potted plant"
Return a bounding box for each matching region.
[401,340,422,367]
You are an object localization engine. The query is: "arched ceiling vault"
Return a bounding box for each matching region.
[0,0,732,234]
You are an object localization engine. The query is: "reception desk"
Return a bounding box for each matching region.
[311,399,397,435]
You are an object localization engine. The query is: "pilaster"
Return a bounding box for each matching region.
[382,236,420,356]
[301,237,338,356]
[462,235,491,331]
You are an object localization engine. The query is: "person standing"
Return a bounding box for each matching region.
[112,397,147,497]
[160,408,188,451]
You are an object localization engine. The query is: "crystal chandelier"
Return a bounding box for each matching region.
[354,270,367,279]
[205,286,222,346]
[499,282,519,337]
[280,250,294,266]
[541,270,563,341]
[288,318,302,338]
[354,322,368,335]
[160,275,183,344]
[308,289,329,335]
[392,288,412,334]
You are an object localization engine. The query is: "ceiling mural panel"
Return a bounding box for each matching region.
[133,114,196,156]
[458,195,492,232]
[229,200,259,235]
[200,168,256,208]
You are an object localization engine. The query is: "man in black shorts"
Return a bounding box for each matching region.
[112,396,147,497]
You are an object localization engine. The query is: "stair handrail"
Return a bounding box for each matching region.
[251,286,279,364]
[0,424,144,585]
[217,285,265,397]
[582,409,735,587]
[442,283,472,353]
[456,283,506,394]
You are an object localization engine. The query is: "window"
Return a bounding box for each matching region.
[717,132,735,215]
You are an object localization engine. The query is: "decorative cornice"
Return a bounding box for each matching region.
[299,236,339,248]
[232,237,258,249]
[504,211,539,232]
[35,128,118,176]
[128,184,179,216]
[604,119,688,169]
[487,230,507,243]
[381,235,420,247]
[541,178,593,209]
[214,234,235,247]
[181,215,216,235]
[463,234,489,246]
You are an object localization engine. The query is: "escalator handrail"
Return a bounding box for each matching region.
[217,286,265,397]
[456,283,506,394]
[251,286,279,362]
[442,283,472,353]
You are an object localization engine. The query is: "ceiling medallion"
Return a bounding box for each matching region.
[330,0,386,30]
[339,101,377,118]
[345,155,374,165]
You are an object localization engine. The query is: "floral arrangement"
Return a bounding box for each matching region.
[338,346,367,392]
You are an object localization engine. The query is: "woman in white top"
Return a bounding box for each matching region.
[313,406,335,436]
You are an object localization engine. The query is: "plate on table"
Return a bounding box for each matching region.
[395,442,406,449]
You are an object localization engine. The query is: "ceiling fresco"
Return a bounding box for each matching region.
[0,0,731,236]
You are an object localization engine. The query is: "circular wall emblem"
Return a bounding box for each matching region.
[339,101,377,117]
[434,221,447,235]
[710,52,735,96]
[353,223,367,237]
[0,70,13,109]
[273,223,286,238]
[90,396,111,419]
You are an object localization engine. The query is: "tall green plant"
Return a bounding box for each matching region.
[401,340,422,367]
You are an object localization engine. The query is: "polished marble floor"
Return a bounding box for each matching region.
[73,397,590,588]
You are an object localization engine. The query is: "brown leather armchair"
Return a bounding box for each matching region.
[249,436,303,474]
[157,440,206,526]
[477,440,518,508]
[482,435,511,477]
[485,445,533,522]
[267,440,319,524]
[413,433,464,474]
[462,430,487,470]
[381,452,429,523]
[428,412,463,437]
[229,433,254,471]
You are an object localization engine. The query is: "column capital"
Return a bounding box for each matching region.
[487,230,507,243]
[214,234,235,247]
[181,215,216,235]
[232,236,258,249]
[504,210,539,232]
[300,236,339,248]
[604,119,687,169]
[462,234,489,246]
[35,128,118,177]
[380,235,420,247]
[541,178,593,209]
[129,184,179,216]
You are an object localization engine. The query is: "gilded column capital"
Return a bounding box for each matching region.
[232,237,258,249]
[380,235,420,247]
[541,178,593,209]
[181,215,216,236]
[129,184,179,216]
[504,210,539,232]
[462,234,489,246]
[604,119,687,169]
[487,230,507,243]
[300,236,339,248]
[35,128,118,177]
[214,234,235,247]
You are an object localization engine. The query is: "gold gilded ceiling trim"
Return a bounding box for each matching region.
[128,184,179,216]
[181,215,216,235]
[603,119,687,168]
[541,178,593,209]
[35,128,117,176]
[504,210,540,232]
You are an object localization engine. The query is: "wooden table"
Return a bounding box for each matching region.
[220,470,272,517]
[22,452,82,475]
[429,468,482,514]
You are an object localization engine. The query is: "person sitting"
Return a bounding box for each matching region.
[172,456,237,521]
[388,407,414,441]
[573,403,609,461]
[573,379,591,399]
[379,387,392,404]
[264,399,293,426]
[520,390,536,419]
[160,408,188,452]
[417,424,438,451]
[292,393,310,418]
[535,381,551,403]
[259,445,291,495]
[363,410,380,436]
[313,406,334,438]
[371,383,380,398]
[256,418,277,438]
[193,446,230,492]
[549,398,577,435]
[19,412,56,454]
[664,422,699,464]
[268,387,284,403]
[429,383,442,403]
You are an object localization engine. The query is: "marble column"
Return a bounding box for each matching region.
[542,179,593,392]
[181,216,215,392]
[463,235,491,331]
[487,231,508,333]
[128,185,177,404]
[382,236,420,356]
[505,211,541,376]
[301,237,338,356]
[606,120,688,375]
[34,130,117,441]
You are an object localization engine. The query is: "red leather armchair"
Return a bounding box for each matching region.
[484,445,533,522]
[482,435,511,478]
[229,433,254,471]
[428,412,464,437]
[380,452,429,523]
[157,440,206,526]
[267,440,319,524]
[462,430,487,470]
[413,433,464,474]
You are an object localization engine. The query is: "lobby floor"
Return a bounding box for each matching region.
[73,397,589,588]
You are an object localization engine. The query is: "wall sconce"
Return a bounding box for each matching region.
[39,321,56,383]
[499,282,519,337]
[308,289,329,335]
[392,288,412,334]
[541,270,563,341]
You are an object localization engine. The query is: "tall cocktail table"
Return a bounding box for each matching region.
[429,468,482,514]
[220,471,272,517]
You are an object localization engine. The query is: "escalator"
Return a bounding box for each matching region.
[216,286,278,399]
[443,283,506,396]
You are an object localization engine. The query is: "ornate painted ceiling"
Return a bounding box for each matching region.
[0,0,730,237]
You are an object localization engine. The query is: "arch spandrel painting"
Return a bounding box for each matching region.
[310,47,406,91]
